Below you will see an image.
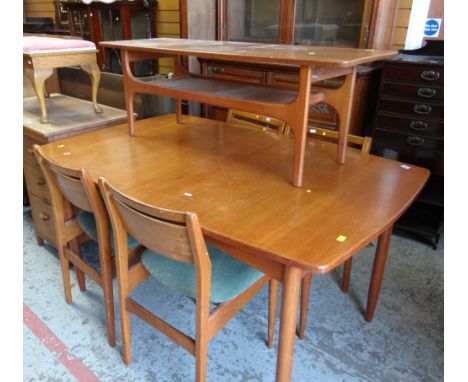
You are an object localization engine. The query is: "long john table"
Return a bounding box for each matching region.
[41,115,429,381]
[100,38,396,187]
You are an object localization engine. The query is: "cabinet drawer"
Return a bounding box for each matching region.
[379,99,443,119]
[375,113,443,138]
[383,64,444,85]
[207,65,265,83]
[24,162,51,204]
[29,194,57,246]
[381,82,443,101]
[374,128,443,152]
[372,134,443,176]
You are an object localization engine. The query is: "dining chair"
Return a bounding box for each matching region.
[266,127,373,344]
[296,126,373,338]
[98,177,271,382]
[226,109,290,134]
[33,144,141,347]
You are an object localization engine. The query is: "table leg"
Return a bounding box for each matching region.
[335,68,356,164]
[365,226,393,322]
[276,266,302,382]
[25,67,53,124]
[81,64,103,114]
[290,66,312,187]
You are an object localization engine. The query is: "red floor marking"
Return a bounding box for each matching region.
[23,303,100,382]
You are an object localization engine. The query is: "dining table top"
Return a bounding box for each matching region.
[100,37,397,67]
[40,114,429,273]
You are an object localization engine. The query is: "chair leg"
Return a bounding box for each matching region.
[58,247,73,304]
[341,258,352,292]
[298,273,312,340]
[268,279,279,348]
[98,243,116,348]
[69,239,86,292]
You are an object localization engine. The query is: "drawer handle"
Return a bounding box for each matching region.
[409,120,429,131]
[36,178,46,186]
[413,104,432,115]
[38,212,50,221]
[420,70,440,81]
[406,136,425,146]
[212,67,225,73]
[417,87,436,98]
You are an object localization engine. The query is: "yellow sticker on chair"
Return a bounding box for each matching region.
[336,235,347,242]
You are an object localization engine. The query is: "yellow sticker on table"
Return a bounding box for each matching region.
[336,235,347,242]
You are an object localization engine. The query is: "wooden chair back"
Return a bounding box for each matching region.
[226,109,288,134]
[33,145,105,214]
[307,126,372,153]
[99,177,210,267]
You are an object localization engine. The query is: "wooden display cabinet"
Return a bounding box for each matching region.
[59,0,157,75]
[201,0,398,135]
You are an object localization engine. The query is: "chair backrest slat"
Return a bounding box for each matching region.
[101,179,202,265]
[306,126,372,154]
[113,198,194,264]
[54,172,93,212]
[227,109,288,134]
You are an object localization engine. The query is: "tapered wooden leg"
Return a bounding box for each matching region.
[58,247,73,304]
[365,227,393,322]
[98,244,116,347]
[81,64,103,113]
[25,67,53,124]
[335,68,357,164]
[268,279,279,348]
[341,258,352,292]
[276,266,302,382]
[35,234,44,246]
[69,239,86,292]
[290,66,312,187]
[298,273,312,340]
[176,99,182,123]
[125,90,136,136]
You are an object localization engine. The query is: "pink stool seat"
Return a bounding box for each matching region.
[23,36,96,55]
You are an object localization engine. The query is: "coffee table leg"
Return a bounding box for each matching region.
[366,226,393,322]
[25,68,53,124]
[276,266,302,382]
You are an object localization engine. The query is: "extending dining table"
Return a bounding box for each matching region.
[100,37,396,187]
[40,115,429,381]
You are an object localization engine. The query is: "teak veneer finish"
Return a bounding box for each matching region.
[99,38,396,187]
[41,115,428,382]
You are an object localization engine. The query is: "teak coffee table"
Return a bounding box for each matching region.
[100,38,397,186]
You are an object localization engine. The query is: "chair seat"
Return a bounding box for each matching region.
[77,211,139,249]
[141,244,264,304]
[23,36,96,55]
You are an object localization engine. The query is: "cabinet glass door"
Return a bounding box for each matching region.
[226,0,280,42]
[294,0,371,47]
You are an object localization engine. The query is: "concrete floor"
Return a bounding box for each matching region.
[23,207,443,381]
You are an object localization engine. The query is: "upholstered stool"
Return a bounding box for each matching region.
[23,36,103,123]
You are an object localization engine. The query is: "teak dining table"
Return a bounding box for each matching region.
[40,115,429,381]
[100,38,397,187]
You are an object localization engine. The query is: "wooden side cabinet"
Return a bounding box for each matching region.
[371,41,444,248]
[23,94,128,249]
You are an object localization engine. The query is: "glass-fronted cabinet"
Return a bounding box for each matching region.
[60,0,157,76]
[220,0,382,48]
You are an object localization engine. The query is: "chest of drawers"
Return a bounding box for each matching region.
[24,94,128,249]
[371,52,444,248]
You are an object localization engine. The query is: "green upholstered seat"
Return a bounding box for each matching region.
[141,244,264,304]
[77,210,139,249]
